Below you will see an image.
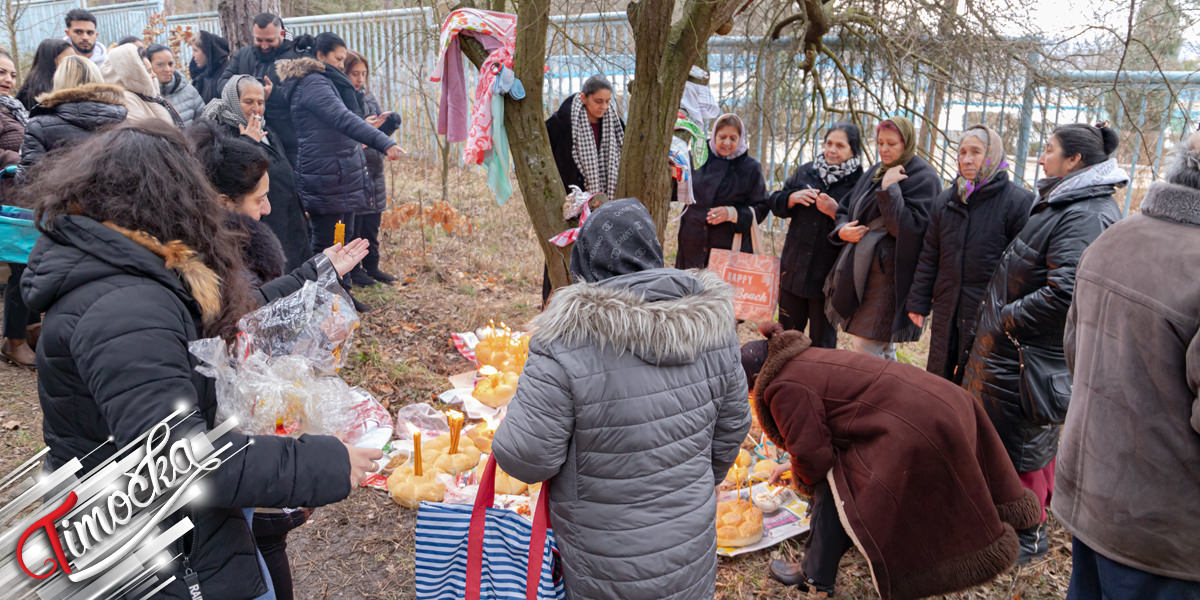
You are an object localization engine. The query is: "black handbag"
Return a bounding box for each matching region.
[1008,333,1072,425]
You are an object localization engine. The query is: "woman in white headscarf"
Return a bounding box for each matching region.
[675,113,768,269]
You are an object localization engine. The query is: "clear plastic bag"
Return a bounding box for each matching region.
[236,261,358,375]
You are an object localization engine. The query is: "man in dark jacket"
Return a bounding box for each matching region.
[1056,133,1200,599]
[217,13,300,165]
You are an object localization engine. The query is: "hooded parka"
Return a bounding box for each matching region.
[161,70,204,126]
[102,44,178,126]
[962,159,1126,472]
[17,83,127,180]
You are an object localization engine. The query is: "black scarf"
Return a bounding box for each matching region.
[322,66,364,117]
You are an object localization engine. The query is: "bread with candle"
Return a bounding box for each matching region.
[475,459,531,495]
[472,370,520,408]
[752,459,778,481]
[735,448,752,469]
[715,499,764,547]
[422,434,482,475]
[386,462,444,508]
[466,423,495,453]
[722,463,750,487]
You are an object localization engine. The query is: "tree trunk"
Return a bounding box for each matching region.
[218,0,280,52]
[462,0,571,290]
[617,0,746,239]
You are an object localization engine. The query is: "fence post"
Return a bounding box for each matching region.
[1123,93,1149,215]
[1014,49,1038,184]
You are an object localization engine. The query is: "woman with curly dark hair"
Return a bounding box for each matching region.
[20,121,381,600]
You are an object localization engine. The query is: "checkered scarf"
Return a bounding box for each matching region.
[570,93,623,199]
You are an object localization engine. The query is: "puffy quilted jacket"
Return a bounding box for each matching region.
[493,268,751,600]
[162,70,204,126]
[276,58,395,216]
[17,83,127,181]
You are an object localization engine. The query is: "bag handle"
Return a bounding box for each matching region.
[729,225,765,256]
[465,454,552,600]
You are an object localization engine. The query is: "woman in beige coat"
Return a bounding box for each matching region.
[101,43,180,126]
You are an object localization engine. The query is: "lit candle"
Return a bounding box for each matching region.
[334,220,345,246]
[446,410,464,454]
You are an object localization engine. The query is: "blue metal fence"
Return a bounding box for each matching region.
[2,4,1195,214]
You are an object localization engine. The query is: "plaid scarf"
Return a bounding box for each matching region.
[201,75,253,128]
[813,152,861,187]
[570,94,623,199]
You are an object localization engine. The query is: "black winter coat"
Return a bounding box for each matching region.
[962,175,1123,472]
[546,96,586,191]
[218,41,300,165]
[362,91,400,213]
[828,156,941,343]
[189,31,230,103]
[225,211,330,306]
[21,215,351,600]
[216,121,311,272]
[907,173,1033,382]
[769,160,863,297]
[17,84,127,182]
[277,58,395,216]
[675,151,769,269]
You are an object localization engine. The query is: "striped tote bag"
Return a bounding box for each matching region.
[415,456,564,600]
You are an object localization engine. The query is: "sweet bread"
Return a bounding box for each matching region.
[421,434,482,475]
[716,499,764,547]
[475,460,531,495]
[735,449,752,469]
[466,423,495,453]
[472,370,519,408]
[386,462,444,508]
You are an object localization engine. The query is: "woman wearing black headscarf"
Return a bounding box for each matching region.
[768,122,864,347]
[190,30,231,103]
[676,113,769,269]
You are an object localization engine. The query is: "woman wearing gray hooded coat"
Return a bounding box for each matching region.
[492,198,751,600]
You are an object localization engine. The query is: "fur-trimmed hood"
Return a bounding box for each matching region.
[274,57,326,81]
[1140,180,1200,226]
[533,268,737,365]
[23,215,221,325]
[750,330,812,449]
[33,83,127,108]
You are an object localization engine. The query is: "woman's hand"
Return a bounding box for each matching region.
[240,114,267,143]
[881,165,908,189]
[838,220,868,243]
[706,206,736,225]
[344,443,384,488]
[323,238,370,276]
[366,111,393,129]
[768,462,791,486]
[815,192,838,219]
[385,145,404,161]
[788,188,819,208]
[908,312,925,328]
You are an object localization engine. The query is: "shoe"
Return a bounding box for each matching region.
[349,269,377,287]
[1,338,36,368]
[366,268,397,285]
[25,323,41,351]
[351,294,372,313]
[1016,521,1050,564]
[768,559,834,596]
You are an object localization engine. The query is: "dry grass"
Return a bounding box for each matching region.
[0,156,1072,599]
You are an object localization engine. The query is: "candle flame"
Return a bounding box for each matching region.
[405,423,421,436]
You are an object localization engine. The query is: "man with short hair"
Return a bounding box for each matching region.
[1056,130,1200,599]
[64,9,106,65]
[218,12,299,166]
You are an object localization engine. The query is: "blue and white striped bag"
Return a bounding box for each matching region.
[414,456,564,600]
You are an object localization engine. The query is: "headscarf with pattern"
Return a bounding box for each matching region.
[954,124,1009,203]
[871,116,917,183]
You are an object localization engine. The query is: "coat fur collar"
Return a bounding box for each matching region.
[35,83,126,108]
[102,222,222,325]
[532,269,736,363]
[752,330,813,449]
[1140,181,1200,226]
[275,57,326,81]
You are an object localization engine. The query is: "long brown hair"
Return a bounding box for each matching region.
[25,121,256,341]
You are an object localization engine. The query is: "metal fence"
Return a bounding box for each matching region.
[3,4,1196,214]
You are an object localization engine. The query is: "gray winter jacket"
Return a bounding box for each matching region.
[162,70,204,126]
[493,268,750,600]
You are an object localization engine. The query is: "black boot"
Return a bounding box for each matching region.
[1016,521,1049,564]
[349,267,377,287]
[768,560,835,596]
[366,268,397,284]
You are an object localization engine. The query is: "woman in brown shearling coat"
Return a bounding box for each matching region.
[742,325,1040,599]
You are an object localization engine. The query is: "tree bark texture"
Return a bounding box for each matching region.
[617,0,746,238]
[218,0,280,52]
[462,0,572,290]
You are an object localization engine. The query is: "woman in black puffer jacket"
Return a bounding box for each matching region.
[17,55,125,180]
[275,33,399,261]
[962,122,1125,564]
[20,122,382,600]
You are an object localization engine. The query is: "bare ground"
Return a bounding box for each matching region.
[0,157,1070,599]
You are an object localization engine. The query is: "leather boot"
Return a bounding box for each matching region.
[768,559,835,597]
[1,337,36,368]
[1017,521,1050,564]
